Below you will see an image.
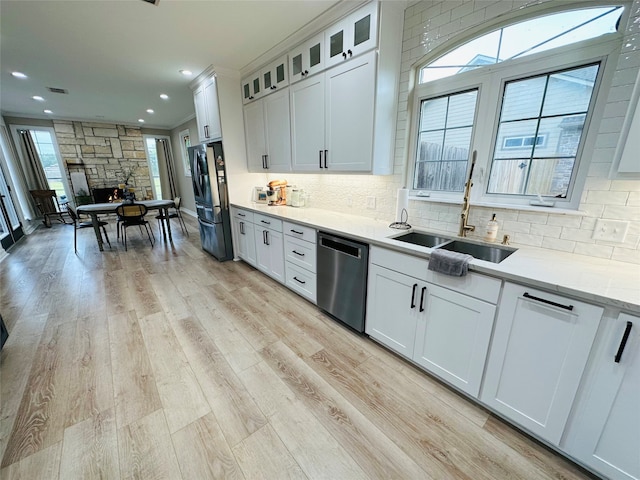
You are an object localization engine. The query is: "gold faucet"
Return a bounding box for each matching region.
[459,150,476,237]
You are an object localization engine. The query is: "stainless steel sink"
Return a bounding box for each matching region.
[392,232,452,248]
[438,240,517,264]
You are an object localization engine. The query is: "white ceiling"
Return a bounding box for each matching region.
[0,0,344,130]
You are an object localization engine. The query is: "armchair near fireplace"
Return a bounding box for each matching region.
[29,189,71,227]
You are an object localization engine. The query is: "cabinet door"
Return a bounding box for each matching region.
[237,220,257,267]
[263,88,291,171]
[325,51,375,171]
[244,100,267,172]
[289,33,324,83]
[290,74,325,172]
[255,226,271,275]
[267,229,284,283]
[480,283,603,445]
[365,265,420,359]
[193,85,209,143]
[564,312,639,480]
[325,2,378,69]
[203,78,222,141]
[413,283,496,397]
[262,55,289,93]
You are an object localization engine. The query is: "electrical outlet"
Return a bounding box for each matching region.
[592,219,629,243]
[366,196,376,210]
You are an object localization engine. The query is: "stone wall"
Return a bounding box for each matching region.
[53,120,153,199]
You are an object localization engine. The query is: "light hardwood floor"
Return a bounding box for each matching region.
[0,217,596,479]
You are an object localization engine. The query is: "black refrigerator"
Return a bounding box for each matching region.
[189,141,233,261]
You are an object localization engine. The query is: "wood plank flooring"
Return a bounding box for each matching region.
[0,217,596,479]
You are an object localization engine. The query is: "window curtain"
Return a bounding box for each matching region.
[19,130,51,219]
[156,138,178,200]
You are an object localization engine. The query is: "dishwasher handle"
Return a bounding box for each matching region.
[318,233,366,259]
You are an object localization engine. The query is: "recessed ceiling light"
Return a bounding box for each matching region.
[12,71,27,79]
[160,94,169,100]
[179,69,193,76]
[32,95,45,101]
[146,109,154,114]
[43,109,53,114]
[138,119,145,123]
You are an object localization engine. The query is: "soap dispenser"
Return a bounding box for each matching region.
[485,213,499,242]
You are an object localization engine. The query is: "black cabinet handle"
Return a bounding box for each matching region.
[342,52,347,59]
[204,125,209,138]
[614,321,633,363]
[293,276,306,285]
[523,292,574,311]
[324,150,328,169]
[238,213,246,217]
[262,230,267,244]
[240,221,244,235]
[410,283,418,309]
[260,220,271,225]
[304,70,309,75]
[419,287,427,312]
[319,150,323,169]
[265,154,269,169]
[290,229,303,235]
[271,86,277,90]
[292,250,305,257]
[265,230,270,246]
[249,95,254,100]
[348,49,352,57]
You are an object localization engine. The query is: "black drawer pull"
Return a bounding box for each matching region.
[523,292,574,311]
[292,250,305,257]
[261,220,271,225]
[290,229,304,235]
[410,283,418,309]
[293,276,306,285]
[419,286,426,312]
[238,213,246,217]
[614,321,633,363]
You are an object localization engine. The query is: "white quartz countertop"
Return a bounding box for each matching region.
[231,201,640,314]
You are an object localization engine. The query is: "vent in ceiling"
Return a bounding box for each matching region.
[47,87,68,94]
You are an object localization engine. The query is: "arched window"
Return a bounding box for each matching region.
[409,5,624,209]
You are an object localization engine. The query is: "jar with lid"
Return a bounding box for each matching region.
[291,189,301,207]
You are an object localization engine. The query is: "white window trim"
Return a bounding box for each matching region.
[407,32,623,211]
[178,128,191,177]
[143,134,171,200]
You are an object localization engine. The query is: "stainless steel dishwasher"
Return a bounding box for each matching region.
[317,231,369,332]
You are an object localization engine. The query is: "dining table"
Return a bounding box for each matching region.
[77,199,175,251]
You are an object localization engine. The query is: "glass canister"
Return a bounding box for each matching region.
[285,185,295,205]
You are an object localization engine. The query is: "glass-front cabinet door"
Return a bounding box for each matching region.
[262,55,289,93]
[289,32,325,84]
[325,2,378,68]
[241,72,263,105]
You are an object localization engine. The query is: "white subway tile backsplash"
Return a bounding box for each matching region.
[542,237,576,253]
[585,190,629,205]
[611,180,640,192]
[451,1,475,20]
[512,233,544,247]
[611,247,640,264]
[503,220,531,234]
[573,243,614,259]
[597,116,625,134]
[594,132,622,149]
[547,215,582,228]
[530,224,562,238]
[628,191,640,207]
[583,177,612,191]
[602,205,640,220]
[561,227,595,243]
[517,212,548,224]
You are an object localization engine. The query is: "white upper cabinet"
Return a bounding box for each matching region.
[193,75,222,143]
[289,33,325,84]
[564,311,640,480]
[244,88,291,172]
[243,55,289,105]
[290,74,326,171]
[480,282,603,445]
[325,2,378,69]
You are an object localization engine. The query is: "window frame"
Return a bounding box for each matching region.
[407,31,622,210]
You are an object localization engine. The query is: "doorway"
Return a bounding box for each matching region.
[0,154,24,250]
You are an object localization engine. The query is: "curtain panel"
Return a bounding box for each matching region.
[156,138,178,200]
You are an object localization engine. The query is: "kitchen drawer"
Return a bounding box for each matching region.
[370,246,502,304]
[283,221,316,243]
[231,207,254,223]
[285,262,317,303]
[254,213,282,232]
[285,236,317,273]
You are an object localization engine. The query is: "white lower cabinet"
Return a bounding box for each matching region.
[365,247,499,397]
[480,282,603,445]
[564,312,639,480]
[283,221,316,303]
[233,217,257,267]
[254,214,284,283]
[413,283,496,397]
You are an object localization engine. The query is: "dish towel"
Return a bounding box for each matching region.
[428,249,474,276]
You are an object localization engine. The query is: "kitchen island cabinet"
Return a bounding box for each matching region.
[480,282,603,445]
[564,311,639,480]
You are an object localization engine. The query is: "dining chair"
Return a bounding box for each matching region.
[115,203,154,251]
[155,196,189,236]
[67,206,111,253]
